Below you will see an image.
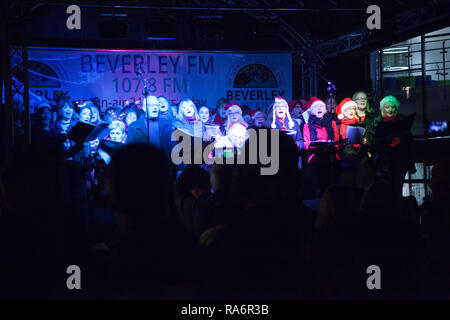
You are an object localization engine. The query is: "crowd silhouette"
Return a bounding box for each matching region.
[1,93,449,299]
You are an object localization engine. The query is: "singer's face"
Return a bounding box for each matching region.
[354,93,368,110]
[60,104,74,120]
[182,102,195,118]
[91,108,99,122]
[110,128,124,142]
[148,104,160,118]
[40,108,52,125]
[229,110,241,123]
[158,98,169,113]
[311,104,326,118]
[383,103,396,118]
[291,104,303,117]
[219,105,227,118]
[80,108,91,123]
[199,107,210,122]
[253,114,265,127]
[343,106,356,119]
[275,103,287,119]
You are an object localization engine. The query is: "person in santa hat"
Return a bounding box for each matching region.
[303,97,339,151]
[336,98,374,190]
[336,97,359,140]
[218,103,248,136]
[270,97,303,150]
[303,97,340,196]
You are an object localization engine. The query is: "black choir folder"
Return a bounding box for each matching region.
[99,139,124,154]
[68,122,108,142]
[375,113,415,137]
[98,139,124,165]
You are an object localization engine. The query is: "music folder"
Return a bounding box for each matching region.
[68,122,97,142]
[375,113,415,137]
[346,126,366,145]
[97,139,124,164]
[86,123,109,141]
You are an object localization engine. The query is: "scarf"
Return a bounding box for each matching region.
[278,117,287,130]
[183,115,198,123]
[308,113,335,142]
[339,117,359,140]
[383,115,396,122]
[340,117,359,126]
[227,121,248,132]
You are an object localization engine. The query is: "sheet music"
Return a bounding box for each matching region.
[346,126,366,145]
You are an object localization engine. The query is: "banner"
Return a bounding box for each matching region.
[18,47,292,111]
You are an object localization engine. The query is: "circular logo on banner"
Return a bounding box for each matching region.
[28,61,62,88]
[233,64,278,88]
[225,56,285,89]
[225,56,287,109]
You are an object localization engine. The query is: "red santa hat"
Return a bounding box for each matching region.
[251,110,265,119]
[224,102,241,112]
[305,97,325,111]
[336,97,357,120]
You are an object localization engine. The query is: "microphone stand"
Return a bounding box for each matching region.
[136,64,151,145]
[325,80,337,186]
[326,81,336,115]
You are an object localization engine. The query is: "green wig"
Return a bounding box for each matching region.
[380,95,400,117]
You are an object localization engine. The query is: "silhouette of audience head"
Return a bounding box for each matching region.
[232,129,300,209]
[210,164,234,193]
[316,185,356,231]
[105,143,171,233]
[177,165,211,198]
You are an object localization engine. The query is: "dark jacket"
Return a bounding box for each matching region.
[127,118,173,159]
[272,117,304,150]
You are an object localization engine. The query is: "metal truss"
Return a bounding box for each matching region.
[219,0,310,50]
[312,31,369,60]
[9,45,31,144]
[394,5,450,35]
[312,2,450,60]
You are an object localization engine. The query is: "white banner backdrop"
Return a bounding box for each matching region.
[21,47,292,111]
